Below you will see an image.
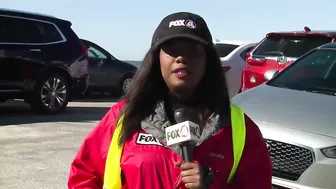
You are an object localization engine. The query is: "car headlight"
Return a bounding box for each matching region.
[321,146,336,158]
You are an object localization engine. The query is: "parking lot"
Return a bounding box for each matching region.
[0,99,117,189]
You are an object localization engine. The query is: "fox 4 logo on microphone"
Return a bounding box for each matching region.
[165,121,201,146]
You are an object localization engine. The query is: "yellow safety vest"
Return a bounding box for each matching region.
[103,104,246,189]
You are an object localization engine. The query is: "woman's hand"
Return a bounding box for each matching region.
[175,161,204,189]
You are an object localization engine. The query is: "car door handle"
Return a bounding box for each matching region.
[30,49,41,52]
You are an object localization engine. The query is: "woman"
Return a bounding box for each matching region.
[68,12,273,189]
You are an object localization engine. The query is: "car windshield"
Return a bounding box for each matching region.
[268,48,336,96]
[253,35,332,58]
[214,43,239,57]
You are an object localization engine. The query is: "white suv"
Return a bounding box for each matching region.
[214,40,257,98]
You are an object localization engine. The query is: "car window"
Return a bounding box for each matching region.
[253,35,332,58]
[0,16,63,44]
[87,45,108,60]
[268,48,336,95]
[214,44,239,57]
[240,46,255,60]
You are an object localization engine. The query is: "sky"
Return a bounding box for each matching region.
[2,0,335,60]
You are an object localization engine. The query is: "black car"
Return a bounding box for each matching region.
[0,8,89,114]
[81,39,137,96]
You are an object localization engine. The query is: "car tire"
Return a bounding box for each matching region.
[119,75,133,96]
[30,73,70,114]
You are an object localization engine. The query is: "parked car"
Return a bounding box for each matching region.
[213,39,249,58]
[81,39,137,96]
[231,42,336,189]
[0,8,89,114]
[215,42,257,98]
[241,27,336,91]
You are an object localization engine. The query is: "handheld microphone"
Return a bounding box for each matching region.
[165,108,201,162]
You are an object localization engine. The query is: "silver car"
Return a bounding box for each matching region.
[231,42,336,189]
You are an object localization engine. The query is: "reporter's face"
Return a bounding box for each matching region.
[159,38,206,96]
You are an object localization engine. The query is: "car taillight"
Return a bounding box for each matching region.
[222,65,231,73]
[245,51,252,60]
[81,48,88,58]
[247,56,266,66]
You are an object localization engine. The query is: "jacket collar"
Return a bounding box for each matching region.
[140,101,228,157]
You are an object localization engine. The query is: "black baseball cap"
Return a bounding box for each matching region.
[151,12,213,48]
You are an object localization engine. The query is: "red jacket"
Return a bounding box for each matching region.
[68,101,272,189]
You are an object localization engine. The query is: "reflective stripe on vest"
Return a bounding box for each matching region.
[103,104,246,189]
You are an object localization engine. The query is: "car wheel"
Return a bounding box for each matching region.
[120,76,132,95]
[30,74,70,114]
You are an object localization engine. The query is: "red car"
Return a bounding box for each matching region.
[241,27,336,91]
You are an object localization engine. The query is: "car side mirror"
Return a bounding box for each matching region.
[107,55,116,61]
[264,70,280,81]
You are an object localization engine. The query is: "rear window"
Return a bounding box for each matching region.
[214,44,239,57]
[0,16,64,44]
[253,35,332,58]
[56,23,85,53]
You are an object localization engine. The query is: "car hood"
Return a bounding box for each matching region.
[231,84,336,138]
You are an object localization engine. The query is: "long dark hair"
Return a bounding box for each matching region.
[118,44,230,145]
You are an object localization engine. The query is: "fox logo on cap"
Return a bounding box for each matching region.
[169,19,196,29]
[185,19,196,29]
[151,12,212,47]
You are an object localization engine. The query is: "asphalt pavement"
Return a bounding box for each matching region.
[0,98,117,189]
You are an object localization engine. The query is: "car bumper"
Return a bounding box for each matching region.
[253,120,336,189]
[271,157,336,188]
[72,74,89,94]
[272,174,335,189]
